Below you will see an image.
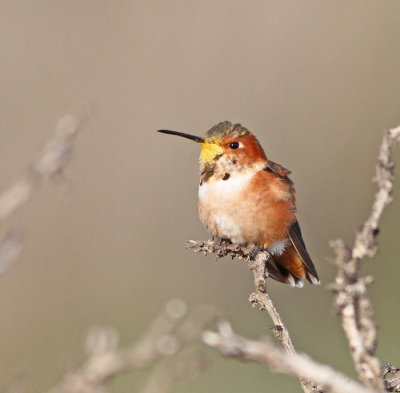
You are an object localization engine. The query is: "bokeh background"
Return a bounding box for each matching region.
[1,1,400,392]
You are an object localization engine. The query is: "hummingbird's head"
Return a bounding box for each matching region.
[158,121,267,174]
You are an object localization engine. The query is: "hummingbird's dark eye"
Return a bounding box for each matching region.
[229,142,240,150]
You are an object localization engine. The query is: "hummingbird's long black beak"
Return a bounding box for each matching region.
[157,129,205,143]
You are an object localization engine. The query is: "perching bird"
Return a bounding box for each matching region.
[158,121,319,288]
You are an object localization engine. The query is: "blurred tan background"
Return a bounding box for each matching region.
[1,1,400,392]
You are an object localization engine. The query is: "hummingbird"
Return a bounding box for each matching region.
[158,121,319,288]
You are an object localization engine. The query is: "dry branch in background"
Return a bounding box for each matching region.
[45,300,218,393]
[139,352,208,393]
[0,103,92,276]
[0,230,24,277]
[330,125,400,392]
[186,239,318,393]
[203,320,374,393]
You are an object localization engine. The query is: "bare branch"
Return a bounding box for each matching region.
[203,321,374,393]
[186,240,293,351]
[353,126,400,260]
[187,239,317,393]
[330,125,400,392]
[248,251,296,355]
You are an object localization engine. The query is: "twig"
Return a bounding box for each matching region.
[329,125,400,392]
[203,321,374,393]
[248,251,296,356]
[45,300,218,393]
[186,239,317,393]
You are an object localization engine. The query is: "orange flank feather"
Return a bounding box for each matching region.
[274,245,306,280]
[246,169,295,246]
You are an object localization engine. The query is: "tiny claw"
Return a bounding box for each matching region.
[250,245,264,260]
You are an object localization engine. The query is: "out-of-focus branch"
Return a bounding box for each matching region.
[0,103,92,276]
[0,230,24,277]
[0,104,92,223]
[186,239,317,393]
[203,321,374,393]
[139,352,208,393]
[45,300,218,393]
[330,125,400,392]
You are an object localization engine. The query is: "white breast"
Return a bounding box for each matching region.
[198,169,257,243]
[198,170,254,204]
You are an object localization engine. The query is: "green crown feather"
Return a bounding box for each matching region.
[205,121,251,140]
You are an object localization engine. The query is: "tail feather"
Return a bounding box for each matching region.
[266,254,308,287]
[287,220,320,284]
[263,220,320,287]
[265,258,290,283]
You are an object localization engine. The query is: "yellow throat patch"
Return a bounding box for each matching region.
[200,140,224,164]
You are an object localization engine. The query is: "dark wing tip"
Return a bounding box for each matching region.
[287,221,319,283]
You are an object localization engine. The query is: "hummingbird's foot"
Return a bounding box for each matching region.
[250,245,265,260]
[214,237,231,247]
